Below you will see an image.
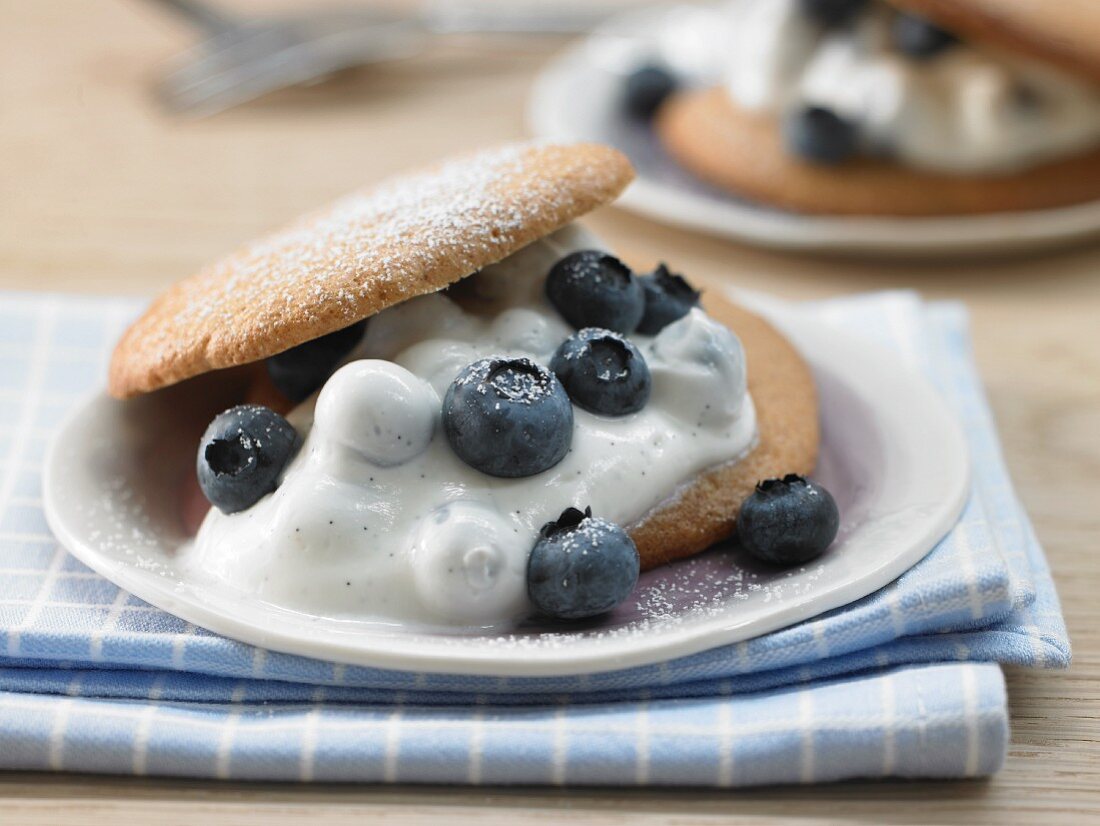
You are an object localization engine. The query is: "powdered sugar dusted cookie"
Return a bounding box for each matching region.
[109,142,634,398]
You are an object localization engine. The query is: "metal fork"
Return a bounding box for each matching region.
[146,0,622,117]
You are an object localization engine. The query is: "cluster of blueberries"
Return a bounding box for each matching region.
[444,252,699,481]
[624,0,960,166]
[194,251,839,621]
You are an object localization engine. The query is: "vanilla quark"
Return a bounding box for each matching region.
[186,225,757,629]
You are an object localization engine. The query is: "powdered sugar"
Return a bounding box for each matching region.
[174,142,593,332]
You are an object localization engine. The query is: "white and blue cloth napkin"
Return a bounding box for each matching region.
[0,289,1068,785]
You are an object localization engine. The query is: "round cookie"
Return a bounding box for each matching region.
[630,293,817,570]
[886,0,1100,85]
[657,88,1100,216]
[108,142,634,399]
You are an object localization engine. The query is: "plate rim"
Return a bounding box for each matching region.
[42,303,970,677]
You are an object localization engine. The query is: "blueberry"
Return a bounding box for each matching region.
[784,106,859,165]
[892,13,957,59]
[637,264,701,335]
[799,0,868,28]
[266,319,367,403]
[737,475,840,566]
[527,507,640,620]
[545,251,645,334]
[624,63,679,121]
[550,328,651,417]
[197,404,300,514]
[442,356,573,478]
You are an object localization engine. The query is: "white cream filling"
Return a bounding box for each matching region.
[716,0,1100,174]
[186,225,758,629]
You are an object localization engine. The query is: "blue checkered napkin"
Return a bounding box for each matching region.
[0,289,1067,785]
[0,662,1006,784]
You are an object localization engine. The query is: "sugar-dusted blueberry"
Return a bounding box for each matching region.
[799,0,868,28]
[624,63,679,121]
[527,507,640,620]
[545,250,645,334]
[784,105,859,165]
[550,328,651,416]
[442,356,573,478]
[737,474,840,566]
[891,12,957,59]
[266,319,367,403]
[197,404,300,514]
[637,264,701,335]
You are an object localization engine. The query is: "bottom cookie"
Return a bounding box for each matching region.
[657,87,1100,216]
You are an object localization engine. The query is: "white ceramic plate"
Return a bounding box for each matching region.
[43,300,969,676]
[527,5,1100,257]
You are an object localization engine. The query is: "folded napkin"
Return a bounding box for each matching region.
[0,289,1068,785]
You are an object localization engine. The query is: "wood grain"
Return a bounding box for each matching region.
[1,1,1098,823]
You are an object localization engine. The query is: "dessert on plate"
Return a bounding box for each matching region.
[644,0,1100,215]
[108,141,832,630]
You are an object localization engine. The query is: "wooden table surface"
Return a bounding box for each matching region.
[2,2,1098,823]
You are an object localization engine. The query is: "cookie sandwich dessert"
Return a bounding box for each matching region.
[108,141,833,630]
[645,0,1100,215]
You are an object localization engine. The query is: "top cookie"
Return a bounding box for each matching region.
[108,142,634,399]
[887,0,1100,82]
